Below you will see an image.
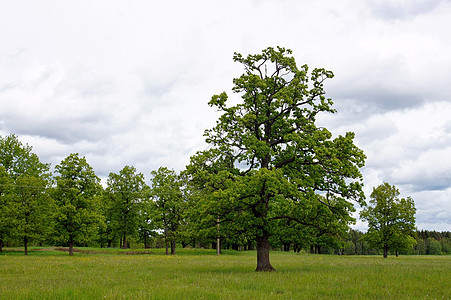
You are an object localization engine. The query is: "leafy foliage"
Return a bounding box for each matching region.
[12,175,54,254]
[0,134,50,180]
[0,134,52,254]
[360,182,416,258]
[150,167,186,254]
[188,47,366,271]
[0,165,12,251]
[52,153,104,255]
[104,166,150,248]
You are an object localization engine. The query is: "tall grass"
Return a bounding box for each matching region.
[1,248,450,299]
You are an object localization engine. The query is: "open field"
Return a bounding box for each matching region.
[1,248,450,299]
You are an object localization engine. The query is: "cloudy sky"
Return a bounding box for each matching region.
[1,0,450,231]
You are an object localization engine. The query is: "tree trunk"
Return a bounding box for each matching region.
[170,240,176,255]
[216,217,221,255]
[216,239,222,255]
[383,244,388,258]
[24,236,28,255]
[395,250,399,257]
[248,241,254,251]
[255,232,275,272]
[122,234,128,249]
[283,243,290,252]
[0,239,3,252]
[164,227,169,255]
[144,234,150,249]
[69,237,74,256]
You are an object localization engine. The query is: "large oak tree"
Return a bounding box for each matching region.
[188,47,366,271]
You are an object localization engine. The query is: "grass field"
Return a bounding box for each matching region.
[1,248,450,299]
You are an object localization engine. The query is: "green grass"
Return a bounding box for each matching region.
[1,248,450,299]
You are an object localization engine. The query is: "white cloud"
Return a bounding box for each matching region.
[369,0,446,20]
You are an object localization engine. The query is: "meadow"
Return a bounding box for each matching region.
[1,248,450,299]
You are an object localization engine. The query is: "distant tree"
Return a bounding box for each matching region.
[105,166,149,249]
[0,166,12,252]
[0,134,51,253]
[185,155,245,254]
[175,177,209,250]
[98,193,117,248]
[150,167,185,255]
[391,230,417,256]
[0,134,50,180]
[411,230,451,255]
[427,238,442,255]
[137,205,157,249]
[12,175,54,254]
[360,182,416,258]
[348,229,364,255]
[414,234,427,255]
[441,238,451,254]
[52,154,103,255]
[307,195,355,254]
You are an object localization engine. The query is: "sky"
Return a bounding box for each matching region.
[1,0,451,231]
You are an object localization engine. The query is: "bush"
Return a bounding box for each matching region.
[427,238,442,255]
[441,238,451,254]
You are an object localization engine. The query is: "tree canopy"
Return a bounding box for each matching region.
[105,166,149,249]
[187,46,366,271]
[150,167,185,255]
[52,153,104,255]
[360,182,416,258]
[0,134,51,254]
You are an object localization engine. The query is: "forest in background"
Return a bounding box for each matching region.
[1,134,450,257]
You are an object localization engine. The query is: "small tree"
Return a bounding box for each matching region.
[0,134,52,253]
[360,182,416,258]
[427,238,442,255]
[0,134,50,180]
[53,153,103,255]
[348,229,364,255]
[0,166,12,252]
[105,165,149,249]
[150,167,185,255]
[13,175,54,255]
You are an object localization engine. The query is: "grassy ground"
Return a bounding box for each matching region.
[1,247,450,299]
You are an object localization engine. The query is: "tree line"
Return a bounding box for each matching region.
[0,133,430,257]
[328,229,451,256]
[1,47,440,271]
